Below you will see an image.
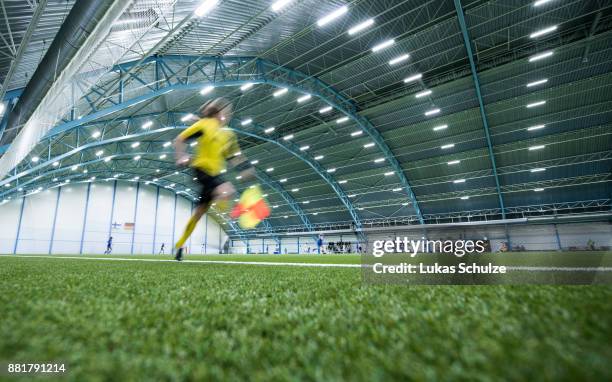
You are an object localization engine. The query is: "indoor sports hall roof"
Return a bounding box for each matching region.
[0,0,610,237]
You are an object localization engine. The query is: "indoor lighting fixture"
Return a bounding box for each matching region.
[250,160,259,165]
[526,79,548,87]
[339,180,348,184]
[433,124,448,131]
[266,167,274,172]
[531,168,546,172]
[52,161,59,167]
[327,168,336,173]
[104,157,112,162]
[374,158,384,163]
[534,0,554,6]
[313,212,318,215]
[163,141,172,147]
[348,18,374,35]
[336,117,349,124]
[273,88,288,97]
[291,188,299,192]
[271,0,292,12]
[528,51,553,62]
[194,0,218,17]
[425,108,441,116]
[384,172,394,176]
[534,188,545,192]
[280,178,287,183]
[0,102,4,114]
[348,194,356,198]
[319,106,333,114]
[404,73,422,83]
[95,150,104,156]
[31,156,39,163]
[441,143,455,149]
[392,188,402,192]
[529,25,557,39]
[453,179,466,184]
[389,54,409,65]
[299,145,310,151]
[371,39,394,53]
[315,155,324,160]
[283,134,294,141]
[447,160,461,165]
[460,196,470,200]
[415,90,432,98]
[92,131,101,138]
[241,118,253,126]
[200,85,214,95]
[303,201,310,204]
[134,155,141,160]
[131,142,140,148]
[529,145,545,151]
[297,94,311,103]
[240,83,254,91]
[264,127,275,134]
[317,5,348,27]
[190,141,198,147]
[363,143,375,148]
[71,165,79,171]
[350,131,363,137]
[159,154,167,159]
[527,124,546,131]
[181,114,195,122]
[526,100,546,108]
[142,121,153,129]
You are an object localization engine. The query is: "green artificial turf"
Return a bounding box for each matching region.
[0,254,611,381]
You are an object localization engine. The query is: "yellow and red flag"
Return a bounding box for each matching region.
[230,185,270,229]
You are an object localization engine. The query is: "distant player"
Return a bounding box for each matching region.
[173,98,256,261]
[159,243,165,255]
[104,236,113,254]
[317,235,323,254]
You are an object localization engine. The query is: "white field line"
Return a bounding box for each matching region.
[1,255,612,272]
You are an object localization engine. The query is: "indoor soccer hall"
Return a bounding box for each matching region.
[0,0,611,380]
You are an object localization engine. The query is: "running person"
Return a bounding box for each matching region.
[159,243,165,255]
[173,98,255,261]
[104,236,113,254]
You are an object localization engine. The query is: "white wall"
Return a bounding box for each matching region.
[0,181,227,255]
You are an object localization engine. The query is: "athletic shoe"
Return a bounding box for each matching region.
[175,247,183,262]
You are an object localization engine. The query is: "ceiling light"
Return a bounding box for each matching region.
[528,51,553,62]
[339,180,347,184]
[317,5,348,27]
[131,142,140,148]
[266,167,274,172]
[534,188,545,192]
[526,101,546,108]
[327,168,336,173]
[163,141,172,147]
[348,194,356,198]
[241,118,253,126]
[441,143,455,149]
[363,143,375,148]
[200,85,214,95]
[350,131,363,137]
[527,124,546,131]
[313,212,318,215]
[303,201,310,204]
[190,141,198,147]
[273,88,288,97]
[95,150,104,156]
[240,82,254,91]
[389,54,410,65]
[454,179,466,184]
[336,117,349,124]
[447,160,461,165]
[460,196,470,200]
[528,145,545,151]
[83,169,88,174]
[319,106,333,114]
[52,161,59,167]
[404,73,422,83]
[159,154,167,159]
[374,158,385,163]
[371,39,394,53]
[291,188,299,192]
[194,0,218,17]
[104,157,112,162]
[384,171,394,176]
[299,145,310,151]
[534,0,554,6]
[71,165,79,171]
[134,155,141,160]
[425,108,441,116]
[142,121,153,129]
[264,127,275,134]
[283,134,294,140]
[250,160,259,165]
[530,25,557,39]
[181,114,195,122]
[526,79,548,87]
[235,176,242,180]
[297,94,311,103]
[433,124,448,131]
[92,131,101,138]
[271,0,292,11]
[348,18,374,35]
[280,178,287,183]
[531,168,546,172]
[415,90,432,98]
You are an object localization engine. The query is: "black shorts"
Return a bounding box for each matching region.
[195,169,225,205]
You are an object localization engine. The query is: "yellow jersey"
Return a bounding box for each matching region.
[178,118,240,176]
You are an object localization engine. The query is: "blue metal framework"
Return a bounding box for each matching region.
[454,0,506,219]
[0,55,423,226]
